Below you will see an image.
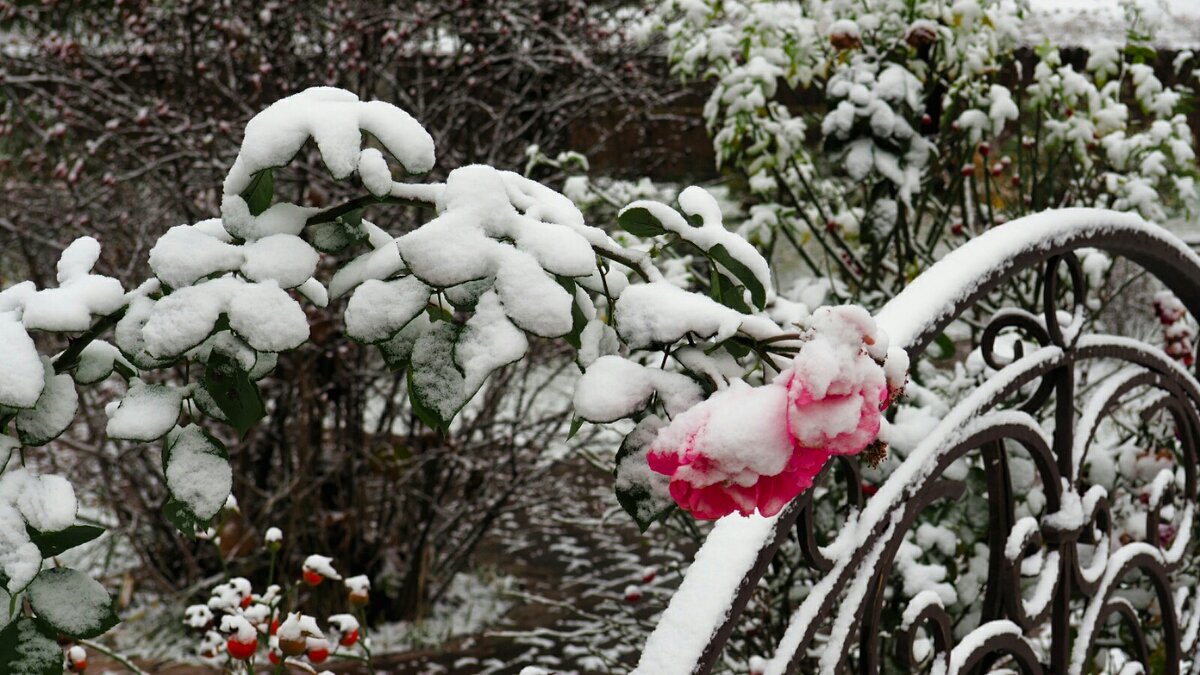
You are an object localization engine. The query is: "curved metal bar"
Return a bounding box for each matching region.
[875,208,1200,355]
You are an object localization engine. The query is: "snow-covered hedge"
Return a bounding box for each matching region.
[649,0,1198,302]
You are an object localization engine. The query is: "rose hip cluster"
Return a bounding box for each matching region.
[1153,291,1195,367]
[183,528,371,671]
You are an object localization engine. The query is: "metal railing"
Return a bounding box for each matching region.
[636,209,1200,675]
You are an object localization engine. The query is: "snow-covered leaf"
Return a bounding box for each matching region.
[407,321,465,433]
[70,340,132,385]
[614,418,674,532]
[708,243,766,309]
[240,234,320,289]
[0,618,61,675]
[106,381,182,442]
[344,277,431,343]
[226,280,309,352]
[148,224,244,289]
[15,361,79,446]
[377,313,430,371]
[26,567,118,639]
[162,425,232,526]
[0,313,44,409]
[305,212,366,254]
[114,296,172,369]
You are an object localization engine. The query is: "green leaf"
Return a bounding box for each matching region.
[713,272,752,313]
[613,420,675,532]
[723,339,751,359]
[617,206,667,238]
[240,169,274,216]
[555,278,588,350]
[1125,43,1157,64]
[933,333,956,360]
[27,524,105,558]
[26,568,119,639]
[305,210,366,253]
[163,498,210,538]
[708,243,766,309]
[16,363,79,447]
[567,417,584,440]
[0,618,62,675]
[406,321,465,434]
[203,349,266,437]
[407,370,449,434]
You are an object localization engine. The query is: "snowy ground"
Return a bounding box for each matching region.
[87,458,690,674]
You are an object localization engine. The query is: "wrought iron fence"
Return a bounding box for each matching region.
[635,209,1200,675]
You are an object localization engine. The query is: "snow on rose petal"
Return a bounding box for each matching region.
[646,380,804,520]
[785,306,888,458]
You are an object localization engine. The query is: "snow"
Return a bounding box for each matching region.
[222,199,317,241]
[1042,479,1083,532]
[149,224,244,289]
[944,620,1024,674]
[624,187,773,301]
[614,282,743,349]
[574,355,704,423]
[577,320,620,368]
[327,613,359,634]
[25,568,113,637]
[106,380,182,441]
[19,238,124,333]
[0,311,44,408]
[327,222,407,299]
[239,233,320,289]
[650,380,793,486]
[0,467,77,534]
[14,359,79,446]
[226,280,310,352]
[222,86,434,197]
[264,527,282,544]
[396,164,600,338]
[344,575,370,595]
[631,512,779,675]
[828,19,860,42]
[141,278,239,357]
[357,147,394,196]
[1024,0,1200,48]
[278,612,324,640]
[0,504,41,592]
[343,277,431,343]
[163,425,232,521]
[221,615,256,642]
[900,590,944,630]
[456,291,529,394]
[303,554,341,580]
[71,340,127,385]
[875,208,1200,350]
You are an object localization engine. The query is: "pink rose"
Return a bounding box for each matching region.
[646,382,810,520]
[647,306,893,520]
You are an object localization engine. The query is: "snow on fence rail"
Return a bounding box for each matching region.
[636,209,1200,675]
